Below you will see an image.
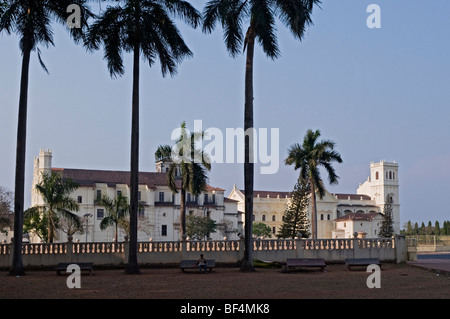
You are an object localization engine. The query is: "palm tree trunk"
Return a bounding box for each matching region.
[125,44,140,275]
[310,181,317,239]
[9,42,32,276]
[180,186,186,240]
[241,26,256,272]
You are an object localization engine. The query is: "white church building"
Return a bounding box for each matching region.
[228,160,400,238]
[30,149,242,243]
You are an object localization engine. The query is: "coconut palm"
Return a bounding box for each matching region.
[25,171,81,243]
[1,0,92,275]
[202,0,321,271]
[97,193,130,242]
[155,121,211,240]
[285,129,342,239]
[85,0,200,274]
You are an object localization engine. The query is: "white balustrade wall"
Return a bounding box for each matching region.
[0,237,408,269]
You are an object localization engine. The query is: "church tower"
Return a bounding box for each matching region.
[31,149,52,206]
[357,160,400,234]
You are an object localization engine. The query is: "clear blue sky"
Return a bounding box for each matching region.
[1,0,449,227]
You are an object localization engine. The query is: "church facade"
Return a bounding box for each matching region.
[228,160,400,238]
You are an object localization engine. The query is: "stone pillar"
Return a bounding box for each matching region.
[395,235,407,263]
[66,236,73,262]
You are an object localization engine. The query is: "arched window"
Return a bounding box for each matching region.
[272,215,276,221]
[375,171,379,180]
[327,214,331,221]
[386,171,389,179]
[320,214,324,220]
[389,171,392,179]
[393,172,395,179]
[262,215,266,221]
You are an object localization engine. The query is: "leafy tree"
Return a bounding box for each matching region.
[253,222,272,239]
[97,193,130,242]
[23,211,50,242]
[155,121,211,240]
[186,215,216,240]
[285,129,342,239]
[379,194,394,237]
[85,0,200,274]
[1,0,92,276]
[217,218,238,239]
[25,171,81,243]
[0,186,13,235]
[278,179,310,239]
[202,0,321,272]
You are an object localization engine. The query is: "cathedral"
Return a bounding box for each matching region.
[228,160,400,238]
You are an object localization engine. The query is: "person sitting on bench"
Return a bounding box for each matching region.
[197,254,208,273]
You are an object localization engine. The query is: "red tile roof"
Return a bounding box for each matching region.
[53,168,223,191]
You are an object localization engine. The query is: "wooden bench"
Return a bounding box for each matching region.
[284,258,327,272]
[56,262,94,275]
[180,260,216,272]
[345,258,381,271]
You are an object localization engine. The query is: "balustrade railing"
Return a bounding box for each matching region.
[0,238,397,256]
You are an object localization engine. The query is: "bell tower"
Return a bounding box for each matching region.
[357,160,400,234]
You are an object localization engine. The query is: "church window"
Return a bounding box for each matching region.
[272,215,276,221]
[389,171,392,179]
[96,209,104,220]
[327,214,331,220]
[262,215,266,221]
[320,214,324,220]
[393,172,395,179]
[375,172,379,180]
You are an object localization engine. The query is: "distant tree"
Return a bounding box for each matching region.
[278,179,310,239]
[23,212,49,242]
[97,193,130,242]
[25,172,81,243]
[405,221,414,236]
[285,129,342,239]
[426,221,434,235]
[419,222,426,235]
[434,221,441,236]
[186,215,216,240]
[155,121,211,240]
[0,187,13,234]
[217,218,238,239]
[253,222,272,239]
[379,194,394,238]
[413,222,419,235]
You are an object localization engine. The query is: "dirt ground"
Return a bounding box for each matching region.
[0,263,449,299]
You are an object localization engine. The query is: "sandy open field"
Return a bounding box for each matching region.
[1,263,449,299]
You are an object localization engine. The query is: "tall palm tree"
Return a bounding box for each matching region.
[1,0,92,275]
[155,121,211,240]
[285,129,342,239]
[25,171,81,243]
[202,0,321,271]
[85,0,200,274]
[97,193,130,242]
